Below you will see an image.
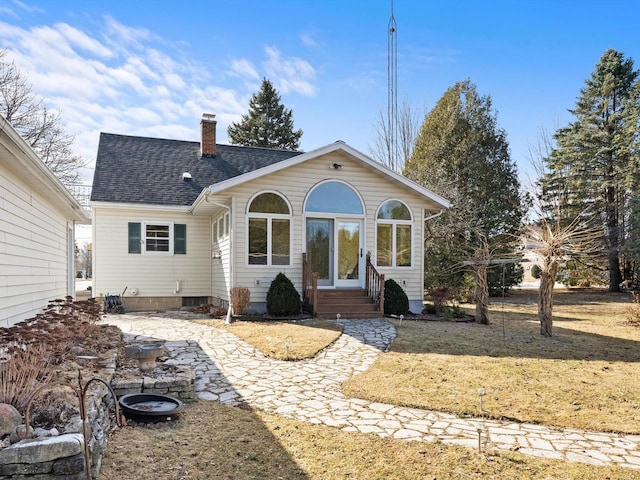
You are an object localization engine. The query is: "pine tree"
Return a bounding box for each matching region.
[404,79,525,323]
[542,49,640,291]
[228,78,302,150]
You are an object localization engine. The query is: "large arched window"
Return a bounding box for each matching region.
[247,192,291,266]
[376,199,413,267]
[305,181,364,214]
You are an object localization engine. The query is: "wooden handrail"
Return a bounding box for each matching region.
[365,252,385,315]
[302,253,318,316]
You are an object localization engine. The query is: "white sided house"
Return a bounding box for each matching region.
[91,115,449,317]
[0,115,90,327]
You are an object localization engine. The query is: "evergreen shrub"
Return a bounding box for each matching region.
[531,264,542,279]
[266,273,301,316]
[384,278,409,316]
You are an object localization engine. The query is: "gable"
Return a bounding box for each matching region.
[193,142,449,213]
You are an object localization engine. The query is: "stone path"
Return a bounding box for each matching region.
[104,313,640,470]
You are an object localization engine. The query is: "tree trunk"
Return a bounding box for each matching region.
[538,259,558,337]
[606,185,623,292]
[473,246,490,325]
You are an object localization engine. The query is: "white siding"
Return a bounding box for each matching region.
[211,209,231,301]
[92,207,211,299]
[0,167,72,326]
[227,151,436,306]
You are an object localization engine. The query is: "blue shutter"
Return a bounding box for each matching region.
[174,224,187,254]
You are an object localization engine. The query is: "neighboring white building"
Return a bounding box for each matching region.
[91,115,450,316]
[0,115,90,327]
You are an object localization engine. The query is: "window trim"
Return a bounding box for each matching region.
[246,191,293,267]
[375,199,414,268]
[142,221,174,255]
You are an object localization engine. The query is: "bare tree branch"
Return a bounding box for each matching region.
[0,50,86,185]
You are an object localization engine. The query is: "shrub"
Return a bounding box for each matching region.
[430,287,451,315]
[230,286,251,315]
[531,264,542,279]
[384,278,409,316]
[0,344,53,411]
[626,291,640,327]
[266,273,301,316]
[422,303,437,314]
[209,305,228,317]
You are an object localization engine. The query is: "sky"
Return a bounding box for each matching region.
[1,0,640,192]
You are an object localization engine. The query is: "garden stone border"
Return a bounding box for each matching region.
[0,351,117,480]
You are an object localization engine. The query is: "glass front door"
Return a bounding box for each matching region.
[335,220,362,287]
[306,218,363,288]
[306,218,333,286]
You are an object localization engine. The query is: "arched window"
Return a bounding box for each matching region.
[247,192,291,266]
[376,200,413,267]
[305,181,363,214]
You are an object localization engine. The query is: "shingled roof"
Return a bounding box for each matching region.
[91,133,300,206]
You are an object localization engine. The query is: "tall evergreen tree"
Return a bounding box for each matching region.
[228,78,302,150]
[542,49,640,291]
[405,79,525,323]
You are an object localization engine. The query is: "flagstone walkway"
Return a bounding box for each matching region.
[104,313,640,470]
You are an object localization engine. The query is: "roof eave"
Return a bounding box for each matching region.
[91,201,192,212]
[0,115,90,223]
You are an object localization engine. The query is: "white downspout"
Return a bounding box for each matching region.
[205,194,233,324]
[424,209,445,222]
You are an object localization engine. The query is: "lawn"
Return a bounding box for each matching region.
[194,318,343,360]
[100,289,640,478]
[343,288,640,434]
[100,400,637,480]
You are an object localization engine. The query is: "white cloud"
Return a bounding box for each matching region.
[101,15,154,53]
[263,46,316,96]
[1,0,44,17]
[55,22,114,58]
[230,58,259,80]
[300,31,323,49]
[0,15,319,178]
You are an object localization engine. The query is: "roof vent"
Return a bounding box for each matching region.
[182,172,192,182]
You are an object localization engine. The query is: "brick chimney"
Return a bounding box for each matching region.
[200,113,217,157]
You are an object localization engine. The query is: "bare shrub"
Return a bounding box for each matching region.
[0,344,53,411]
[230,287,251,315]
[430,288,451,315]
[625,291,640,327]
[210,306,228,317]
[0,297,102,363]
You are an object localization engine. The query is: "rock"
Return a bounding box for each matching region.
[34,427,60,438]
[64,415,84,434]
[10,424,33,443]
[0,404,22,437]
[0,433,84,464]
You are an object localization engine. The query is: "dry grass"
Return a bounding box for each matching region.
[100,400,637,480]
[344,288,640,434]
[195,318,343,360]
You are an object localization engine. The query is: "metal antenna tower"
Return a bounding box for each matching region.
[388,0,398,171]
